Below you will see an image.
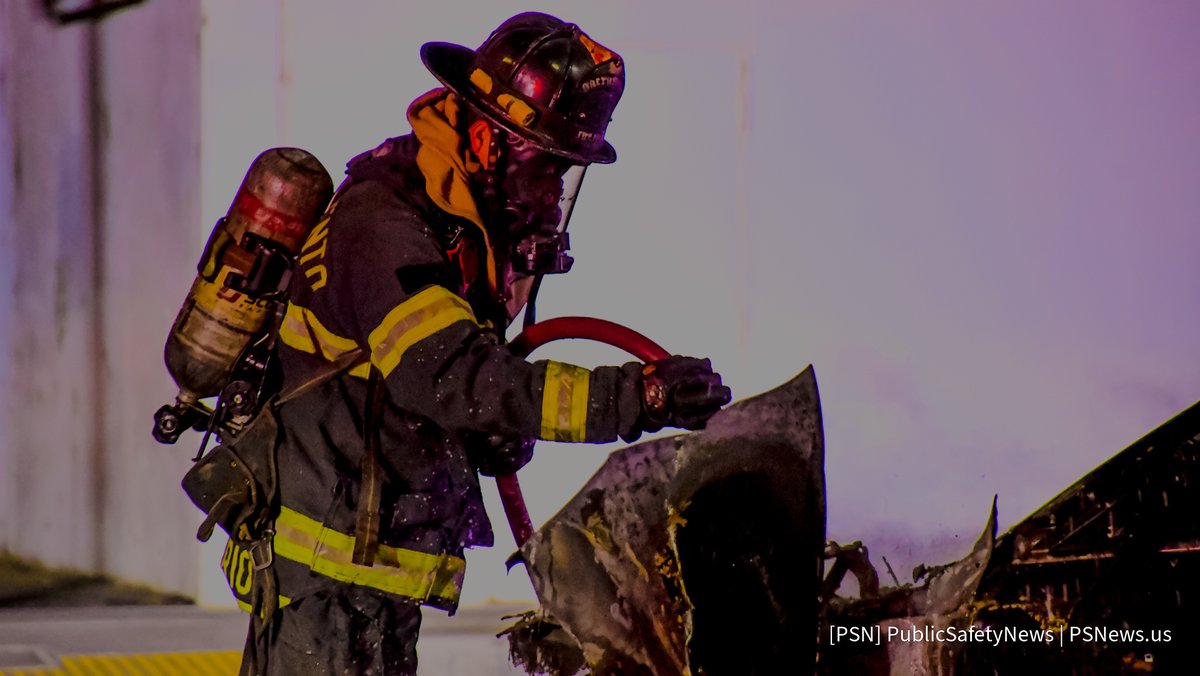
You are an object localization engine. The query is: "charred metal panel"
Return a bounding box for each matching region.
[822,401,1200,675]
[992,403,1200,571]
[820,502,998,675]
[968,401,1200,672]
[508,368,825,675]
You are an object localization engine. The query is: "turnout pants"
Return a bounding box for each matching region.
[240,586,422,675]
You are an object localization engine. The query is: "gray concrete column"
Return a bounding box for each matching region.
[0,0,203,595]
[97,0,204,594]
[0,0,101,571]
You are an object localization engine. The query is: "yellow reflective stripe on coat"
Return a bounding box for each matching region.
[279,302,371,379]
[279,303,319,354]
[541,361,591,442]
[237,595,292,617]
[273,506,465,604]
[368,287,477,378]
[280,302,355,359]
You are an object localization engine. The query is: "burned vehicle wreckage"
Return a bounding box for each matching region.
[501,368,1198,674]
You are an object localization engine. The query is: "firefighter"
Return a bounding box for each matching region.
[237,12,731,674]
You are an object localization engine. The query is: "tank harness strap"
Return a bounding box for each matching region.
[353,367,387,567]
[273,345,386,569]
[275,348,367,406]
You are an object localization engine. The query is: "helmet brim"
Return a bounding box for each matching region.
[421,41,617,165]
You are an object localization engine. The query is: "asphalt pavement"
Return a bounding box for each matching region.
[0,602,532,675]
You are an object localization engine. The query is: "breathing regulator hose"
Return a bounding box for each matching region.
[499,317,669,550]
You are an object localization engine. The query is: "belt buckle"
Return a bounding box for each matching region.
[250,532,275,571]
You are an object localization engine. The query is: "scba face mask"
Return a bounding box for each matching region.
[505,159,587,277]
[499,162,586,324]
[482,125,587,276]
[467,119,586,279]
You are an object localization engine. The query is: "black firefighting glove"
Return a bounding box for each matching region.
[639,356,732,433]
[465,433,536,477]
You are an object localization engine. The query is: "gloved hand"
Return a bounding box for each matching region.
[639,356,732,433]
[465,433,536,477]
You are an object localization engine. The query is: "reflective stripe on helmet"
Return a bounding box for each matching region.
[470,68,538,128]
[469,68,494,94]
[496,93,536,127]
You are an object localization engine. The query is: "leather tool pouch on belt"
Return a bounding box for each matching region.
[181,349,366,627]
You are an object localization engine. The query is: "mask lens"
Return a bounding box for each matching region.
[498,135,588,276]
[555,165,587,233]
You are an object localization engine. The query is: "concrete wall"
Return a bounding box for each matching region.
[0,1,203,594]
[0,0,99,572]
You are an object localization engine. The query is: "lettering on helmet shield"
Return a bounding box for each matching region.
[581,76,619,93]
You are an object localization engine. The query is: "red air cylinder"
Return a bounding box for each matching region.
[164,148,333,405]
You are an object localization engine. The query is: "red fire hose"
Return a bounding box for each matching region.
[499,317,669,549]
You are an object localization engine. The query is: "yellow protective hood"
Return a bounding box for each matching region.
[407,88,497,294]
